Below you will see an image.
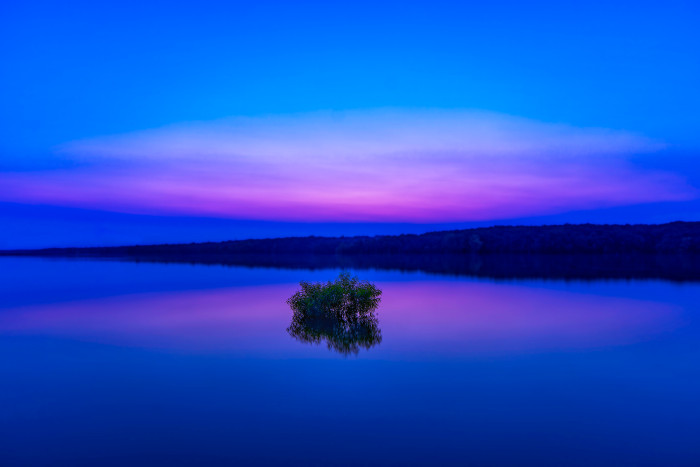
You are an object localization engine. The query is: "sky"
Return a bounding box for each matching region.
[1,0,699,248]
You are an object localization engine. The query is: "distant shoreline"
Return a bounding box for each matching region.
[2,222,700,281]
[2,221,699,256]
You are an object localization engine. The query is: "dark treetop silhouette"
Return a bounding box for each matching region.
[286,273,382,355]
[4,222,699,256]
[3,222,700,281]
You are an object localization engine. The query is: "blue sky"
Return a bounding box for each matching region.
[1,0,699,247]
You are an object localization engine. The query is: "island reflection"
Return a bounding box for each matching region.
[286,273,382,355]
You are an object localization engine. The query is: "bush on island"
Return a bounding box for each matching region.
[286,272,382,355]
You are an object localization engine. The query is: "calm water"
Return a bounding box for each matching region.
[1,257,699,466]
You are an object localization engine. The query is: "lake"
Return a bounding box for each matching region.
[1,257,699,466]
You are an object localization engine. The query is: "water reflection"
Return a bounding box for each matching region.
[1,262,699,465]
[0,263,683,356]
[286,273,382,355]
[287,306,382,355]
[67,253,700,282]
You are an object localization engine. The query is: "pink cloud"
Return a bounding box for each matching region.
[0,110,694,222]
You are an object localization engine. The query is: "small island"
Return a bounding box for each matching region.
[287,273,382,355]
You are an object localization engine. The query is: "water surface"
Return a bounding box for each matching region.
[1,257,699,466]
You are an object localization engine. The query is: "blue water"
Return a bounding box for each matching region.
[1,257,699,466]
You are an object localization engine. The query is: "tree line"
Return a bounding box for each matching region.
[6,221,698,256]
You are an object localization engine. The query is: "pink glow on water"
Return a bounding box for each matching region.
[0,110,693,222]
[379,281,681,354]
[0,285,299,355]
[0,280,681,357]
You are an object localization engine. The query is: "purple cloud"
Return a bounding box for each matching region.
[0,110,694,222]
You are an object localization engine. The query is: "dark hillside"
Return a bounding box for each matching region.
[3,222,699,257]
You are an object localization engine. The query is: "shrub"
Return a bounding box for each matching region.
[286,272,382,355]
